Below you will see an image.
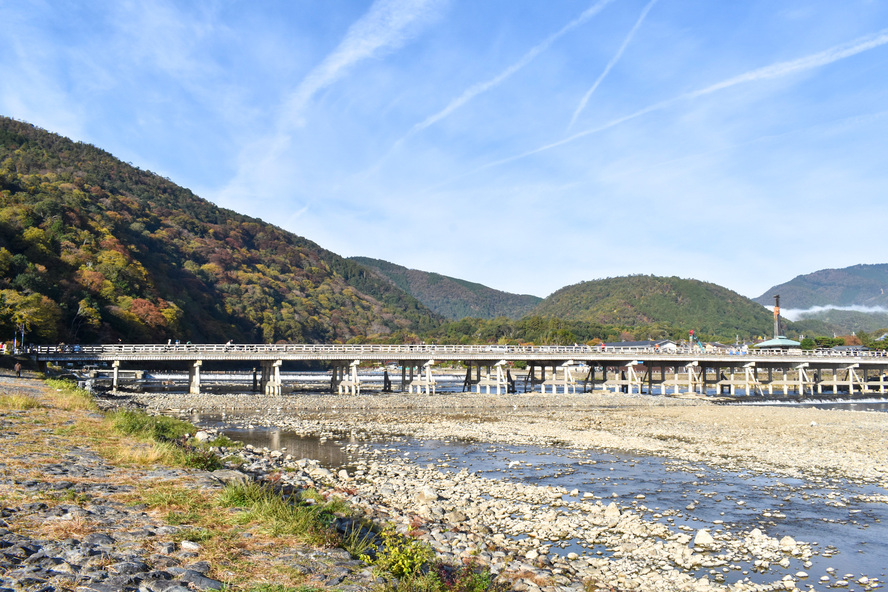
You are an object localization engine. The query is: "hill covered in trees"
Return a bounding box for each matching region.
[0,117,439,344]
[532,275,778,341]
[349,257,542,320]
[755,264,888,309]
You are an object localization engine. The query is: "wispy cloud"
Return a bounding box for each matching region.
[568,0,659,130]
[216,0,446,211]
[283,0,447,128]
[393,0,617,146]
[481,26,888,172]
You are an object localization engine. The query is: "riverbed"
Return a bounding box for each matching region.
[131,390,888,591]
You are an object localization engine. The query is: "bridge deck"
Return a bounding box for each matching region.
[29,343,888,366]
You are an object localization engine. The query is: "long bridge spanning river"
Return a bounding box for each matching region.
[30,343,888,397]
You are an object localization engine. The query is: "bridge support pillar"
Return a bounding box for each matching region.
[261,360,283,396]
[189,360,202,395]
[112,360,120,391]
[337,360,362,395]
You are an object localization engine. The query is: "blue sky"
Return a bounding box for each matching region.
[3,1,888,300]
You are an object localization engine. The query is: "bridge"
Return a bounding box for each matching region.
[29,343,888,397]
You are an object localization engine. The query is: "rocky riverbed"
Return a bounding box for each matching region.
[124,390,888,592]
[4,377,887,592]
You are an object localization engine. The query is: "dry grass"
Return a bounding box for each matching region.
[0,392,43,410]
[32,513,97,539]
[102,439,181,466]
[43,378,98,411]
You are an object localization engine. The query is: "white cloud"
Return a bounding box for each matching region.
[283,0,448,128]
[782,306,888,322]
[397,0,616,142]
[482,25,888,172]
[568,0,659,130]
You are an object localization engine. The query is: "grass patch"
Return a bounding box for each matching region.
[104,410,222,470]
[363,526,434,579]
[0,393,42,410]
[43,378,97,411]
[218,482,341,547]
[207,434,243,448]
[108,409,194,441]
[341,520,377,559]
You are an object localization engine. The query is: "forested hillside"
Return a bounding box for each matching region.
[532,275,778,341]
[0,117,439,344]
[350,256,542,320]
[755,264,888,308]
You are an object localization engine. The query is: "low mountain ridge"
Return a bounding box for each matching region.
[755,264,888,309]
[532,275,776,340]
[349,256,542,320]
[0,117,439,344]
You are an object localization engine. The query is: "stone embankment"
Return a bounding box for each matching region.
[0,377,377,592]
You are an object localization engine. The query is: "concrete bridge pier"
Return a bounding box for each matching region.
[542,361,577,394]
[337,360,362,395]
[399,363,415,391]
[188,360,202,395]
[406,360,436,394]
[261,360,283,395]
[524,363,548,392]
[475,361,509,394]
[112,360,120,391]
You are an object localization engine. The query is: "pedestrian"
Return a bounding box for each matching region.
[14,362,22,378]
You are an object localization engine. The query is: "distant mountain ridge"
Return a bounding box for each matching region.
[755,264,888,309]
[349,257,542,320]
[532,275,776,339]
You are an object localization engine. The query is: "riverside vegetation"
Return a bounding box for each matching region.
[0,375,507,591]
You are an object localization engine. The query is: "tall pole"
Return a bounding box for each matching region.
[773,295,780,339]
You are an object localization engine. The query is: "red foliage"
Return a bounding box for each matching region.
[129,298,167,328]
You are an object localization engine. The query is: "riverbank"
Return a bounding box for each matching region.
[0,375,382,591]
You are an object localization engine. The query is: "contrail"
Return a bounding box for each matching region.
[481,26,888,172]
[216,0,447,212]
[397,0,617,143]
[283,0,447,128]
[568,0,659,130]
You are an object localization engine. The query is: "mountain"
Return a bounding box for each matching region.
[349,256,542,320]
[532,275,776,340]
[755,264,888,309]
[0,116,439,344]
[789,309,888,336]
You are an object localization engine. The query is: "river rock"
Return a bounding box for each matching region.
[210,469,250,485]
[417,486,439,502]
[693,529,715,550]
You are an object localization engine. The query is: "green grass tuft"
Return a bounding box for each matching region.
[109,409,195,442]
[218,482,341,547]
